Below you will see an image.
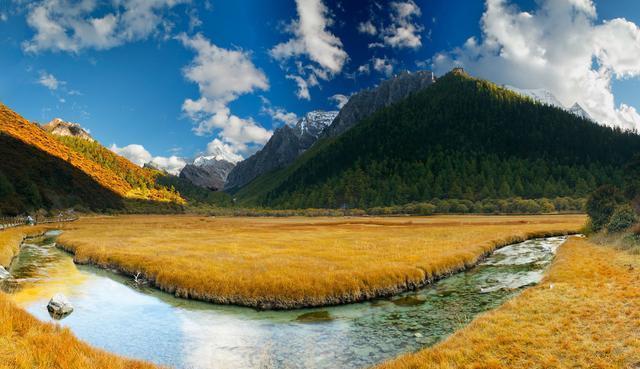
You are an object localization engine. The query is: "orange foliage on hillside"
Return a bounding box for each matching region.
[0,104,132,196]
[0,104,184,204]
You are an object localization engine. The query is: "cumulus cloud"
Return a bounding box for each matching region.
[359,1,423,50]
[178,33,272,156]
[373,57,395,77]
[110,144,151,166]
[433,0,640,131]
[329,94,349,109]
[286,74,311,100]
[22,0,184,53]
[148,156,187,175]
[270,0,348,100]
[357,20,377,36]
[261,98,299,126]
[383,1,423,49]
[38,71,63,90]
[110,143,186,175]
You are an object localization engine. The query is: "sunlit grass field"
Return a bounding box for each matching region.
[57,214,585,309]
[374,237,640,369]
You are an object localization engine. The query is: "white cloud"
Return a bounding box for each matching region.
[433,0,640,131]
[0,13,8,22]
[110,143,152,166]
[383,1,423,49]
[178,33,272,156]
[286,74,311,100]
[148,155,187,175]
[373,57,395,77]
[329,94,349,109]
[38,71,63,90]
[261,99,299,126]
[270,0,348,100]
[110,143,186,175]
[357,63,371,74]
[22,0,184,53]
[358,20,377,35]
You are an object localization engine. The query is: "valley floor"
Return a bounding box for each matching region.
[374,237,640,369]
[55,214,584,309]
[2,216,639,368]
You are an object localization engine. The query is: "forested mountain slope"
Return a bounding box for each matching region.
[237,70,640,209]
[0,104,183,214]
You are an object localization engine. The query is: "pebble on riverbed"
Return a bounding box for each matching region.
[47,293,74,320]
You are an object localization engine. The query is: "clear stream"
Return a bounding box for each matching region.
[2,232,567,369]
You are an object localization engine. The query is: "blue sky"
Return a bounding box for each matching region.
[1,0,639,173]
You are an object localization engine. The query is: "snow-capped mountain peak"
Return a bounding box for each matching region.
[505,86,594,122]
[505,86,565,109]
[568,102,593,121]
[294,110,338,138]
[194,141,243,166]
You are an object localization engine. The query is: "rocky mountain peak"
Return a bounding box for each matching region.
[293,110,338,138]
[41,118,93,141]
[322,69,436,138]
[224,110,339,191]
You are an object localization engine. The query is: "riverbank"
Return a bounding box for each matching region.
[0,226,161,369]
[55,215,585,309]
[374,237,640,369]
[0,226,48,268]
[0,291,161,369]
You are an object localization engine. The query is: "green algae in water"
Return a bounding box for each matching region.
[295,310,332,323]
[392,295,427,306]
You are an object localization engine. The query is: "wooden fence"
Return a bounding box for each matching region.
[0,215,78,230]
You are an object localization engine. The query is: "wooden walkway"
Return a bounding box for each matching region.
[0,215,78,230]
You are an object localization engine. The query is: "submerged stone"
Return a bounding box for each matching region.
[392,295,426,306]
[296,310,332,323]
[47,293,74,320]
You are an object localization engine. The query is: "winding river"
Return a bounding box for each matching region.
[2,232,567,369]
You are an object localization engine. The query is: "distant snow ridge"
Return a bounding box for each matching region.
[194,141,242,166]
[505,86,594,122]
[294,110,338,138]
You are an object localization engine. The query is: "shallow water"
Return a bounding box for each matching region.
[3,233,567,369]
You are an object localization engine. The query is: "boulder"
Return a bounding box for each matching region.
[0,266,10,280]
[47,293,74,319]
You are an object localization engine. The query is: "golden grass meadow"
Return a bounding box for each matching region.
[56,214,585,309]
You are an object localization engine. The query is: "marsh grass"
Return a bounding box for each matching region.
[56,215,584,309]
[374,237,640,369]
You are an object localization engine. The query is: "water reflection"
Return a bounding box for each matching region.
[3,234,567,369]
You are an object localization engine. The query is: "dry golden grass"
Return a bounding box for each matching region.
[374,237,640,369]
[57,214,585,309]
[0,226,161,369]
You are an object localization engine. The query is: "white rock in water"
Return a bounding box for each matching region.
[47,293,74,319]
[0,266,10,279]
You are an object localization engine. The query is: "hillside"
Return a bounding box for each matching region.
[237,70,640,209]
[54,135,183,203]
[0,104,183,214]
